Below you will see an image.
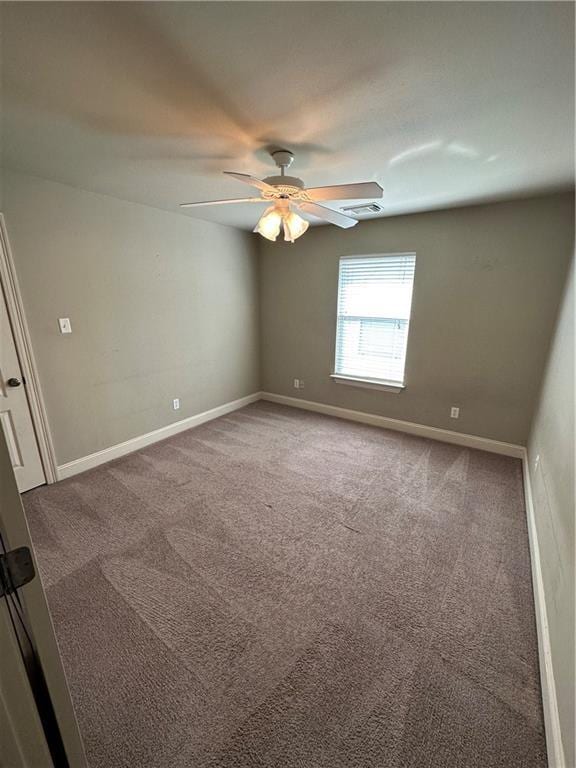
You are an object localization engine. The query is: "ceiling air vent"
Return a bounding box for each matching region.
[341,203,383,216]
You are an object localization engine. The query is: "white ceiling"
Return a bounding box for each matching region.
[1,2,574,230]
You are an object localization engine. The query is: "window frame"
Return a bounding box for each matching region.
[332,252,416,393]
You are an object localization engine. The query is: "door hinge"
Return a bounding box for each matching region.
[0,546,35,597]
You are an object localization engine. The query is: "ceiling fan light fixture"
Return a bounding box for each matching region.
[255,206,283,241]
[282,210,309,243]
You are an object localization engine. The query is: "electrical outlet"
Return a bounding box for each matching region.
[58,317,72,334]
[450,406,460,419]
[173,398,180,410]
[293,378,300,389]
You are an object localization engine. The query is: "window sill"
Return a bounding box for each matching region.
[330,375,405,393]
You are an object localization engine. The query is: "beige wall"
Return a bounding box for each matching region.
[2,170,260,465]
[528,253,575,767]
[259,193,574,445]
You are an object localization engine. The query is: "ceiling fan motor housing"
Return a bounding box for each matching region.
[261,176,308,201]
[262,175,304,189]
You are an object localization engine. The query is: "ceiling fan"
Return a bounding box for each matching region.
[180,150,384,243]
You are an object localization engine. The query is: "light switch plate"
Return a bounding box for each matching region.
[58,318,72,334]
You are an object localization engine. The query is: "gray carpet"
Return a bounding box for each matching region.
[24,402,547,768]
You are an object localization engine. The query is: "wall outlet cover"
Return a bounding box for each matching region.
[58,317,72,334]
[450,406,460,418]
[173,398,180,410]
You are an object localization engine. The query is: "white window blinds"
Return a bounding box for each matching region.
[335,253,416,385]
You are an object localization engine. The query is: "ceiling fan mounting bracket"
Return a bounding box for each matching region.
[270,149,295,174]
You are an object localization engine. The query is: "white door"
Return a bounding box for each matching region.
[0,283,45,492]
[0,428,88,767]
[0,598,54,767]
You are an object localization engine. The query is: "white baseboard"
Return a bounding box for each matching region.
[261,392,524,458]
[57,392,262,480]
[522,453,566,768]
[58,391,524,479]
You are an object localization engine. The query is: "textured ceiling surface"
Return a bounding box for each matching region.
[1,2,574,229]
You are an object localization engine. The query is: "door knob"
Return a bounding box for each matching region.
[7,378,21,387]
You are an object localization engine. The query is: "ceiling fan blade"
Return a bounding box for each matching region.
[298,201,358,229]
[223,171,277,193]
[305,181,383,201]
[180,197,262,208]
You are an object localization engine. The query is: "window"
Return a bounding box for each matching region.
[334,253,416,388]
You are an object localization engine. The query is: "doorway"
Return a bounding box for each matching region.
[0,282,45,491]
[0,215,57,492]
